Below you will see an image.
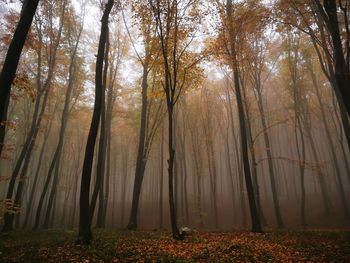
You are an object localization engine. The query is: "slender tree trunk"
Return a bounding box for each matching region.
[295,115,307,227]
[307,130,332,215]
[159,123,164,229]
[242,87,267,227]
[76,0,113,245]
[22,135,47,228]
[256,89,283,228]
[167,105,182,238]
[233,70,262,232]
[226,0,262,232]
[190,126,204,228]
[43,21,83,229]
[179,114,189,225]
[223,118,236,223]
[226,86,245,227]
[127,64,149,230]
[120,148,128,227]
[208,137,219,229]
[90,29,110,227]
[102,106,112,227]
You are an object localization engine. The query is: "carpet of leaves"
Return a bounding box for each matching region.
[0,229,349,262]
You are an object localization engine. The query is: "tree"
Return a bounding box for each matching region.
[0,0,40,158]
[246,30,284,228]
[314,0,350,117]
[100,25,126,227]
[125,0,164,230]
[149,0,203,239]
[3,0,67,232]
[221,0,263,232]
[76,0,114,245]
[34,4,85,229]
[275,0,350,151]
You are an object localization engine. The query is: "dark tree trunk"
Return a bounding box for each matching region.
[90,29,110,227]
[226,0,262,233]
[0,0,39,157]
[242,86,267,227]
[167,105,182,239]
[322,0,350,117]
[127,65,149,230]
[76,0,114,245]
[232,67,262,232]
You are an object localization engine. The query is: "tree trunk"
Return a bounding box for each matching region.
[90,29,110,227]
[76,0,114,245]
[159,123,164,229]
[256,88,283,228]
[322,0,350,117]
[167,105,182,239]
[127,64,149,230]
[226,0,262,233]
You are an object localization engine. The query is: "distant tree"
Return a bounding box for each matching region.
[34,4,85,229]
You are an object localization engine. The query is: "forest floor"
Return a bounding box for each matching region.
[0,229,349,262]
